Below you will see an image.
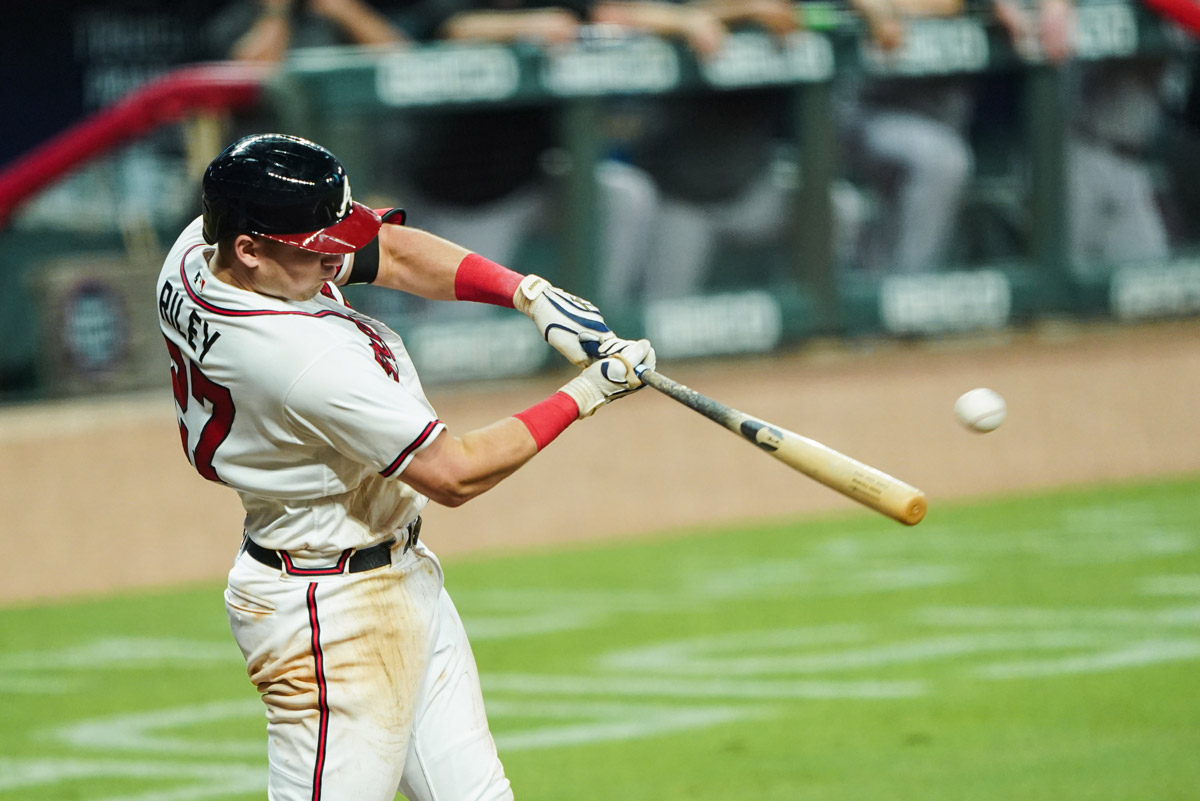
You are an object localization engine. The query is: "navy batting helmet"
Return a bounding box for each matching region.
[202,133,381,254]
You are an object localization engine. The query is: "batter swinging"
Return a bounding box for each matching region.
[155,133,655,801]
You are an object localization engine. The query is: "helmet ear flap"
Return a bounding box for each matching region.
[201,193,242,245]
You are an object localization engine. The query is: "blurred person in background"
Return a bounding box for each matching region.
[1065,54,1180,274]
[219,0,731,321]
[601,0,810,305]
[838,0,1072,274]
[991,0,1176,273]
[1152,5,1200,252]
[215,0,411,57]
[996,0,1181,275]
[210,0,419,178]
[387,0,738,320]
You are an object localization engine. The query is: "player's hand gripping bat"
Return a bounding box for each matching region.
[634,367,927,526]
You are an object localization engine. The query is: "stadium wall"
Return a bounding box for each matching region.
[2,319,1199,605]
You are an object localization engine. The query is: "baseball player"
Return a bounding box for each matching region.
[156,132,655,801]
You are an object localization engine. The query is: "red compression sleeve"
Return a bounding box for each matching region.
[454,253,523,307]
[513,392,579,451]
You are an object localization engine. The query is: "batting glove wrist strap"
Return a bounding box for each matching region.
[559,374,608,419]
[515,274,615,368]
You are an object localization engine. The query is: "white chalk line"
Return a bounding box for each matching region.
[4,490,1198,800]
[0,757,261,798]
[488,700,760,751]
[0,637,238,672]
[1139,574,1200,597]
[483,673,925,700]
[978,639,1200,679]
[916,604,1200,629]
[50,700,262,757]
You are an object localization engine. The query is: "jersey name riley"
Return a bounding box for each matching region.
[159,279,222,363]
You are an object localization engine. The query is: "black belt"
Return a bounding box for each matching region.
[242,517,421,576]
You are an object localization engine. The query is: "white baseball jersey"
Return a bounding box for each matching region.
[156,217,445,558]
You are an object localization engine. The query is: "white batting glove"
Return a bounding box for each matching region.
[514,274,616,367]
[559,338,656,418]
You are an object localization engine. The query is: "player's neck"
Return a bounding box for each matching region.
[209,246,260,296]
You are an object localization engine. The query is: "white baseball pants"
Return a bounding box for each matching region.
[225,540,513,801]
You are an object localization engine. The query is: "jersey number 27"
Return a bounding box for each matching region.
[165,338,235,482]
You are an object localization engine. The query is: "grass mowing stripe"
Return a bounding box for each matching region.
[1,474,1198,801]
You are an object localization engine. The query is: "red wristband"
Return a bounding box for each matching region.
[513,392,579,451]
[454,253,523,307]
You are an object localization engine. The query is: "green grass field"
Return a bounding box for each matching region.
[3,475,1199,801]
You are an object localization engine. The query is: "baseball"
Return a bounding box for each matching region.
[954,388,1006,433]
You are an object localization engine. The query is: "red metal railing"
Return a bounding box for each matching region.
[0,62,270,228]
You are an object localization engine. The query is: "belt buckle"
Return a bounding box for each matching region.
[403,516,422,553]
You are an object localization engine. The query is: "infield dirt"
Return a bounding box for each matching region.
[3,318,1199,604]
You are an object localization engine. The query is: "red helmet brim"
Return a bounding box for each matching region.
[260,202,383,254]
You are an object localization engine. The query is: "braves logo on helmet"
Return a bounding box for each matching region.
[339,178,352,219]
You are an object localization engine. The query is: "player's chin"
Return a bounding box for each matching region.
[292,278,329,301]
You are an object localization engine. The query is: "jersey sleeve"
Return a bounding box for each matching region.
[283,343,445,477]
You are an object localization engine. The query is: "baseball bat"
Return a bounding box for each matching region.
[635,367,927,526]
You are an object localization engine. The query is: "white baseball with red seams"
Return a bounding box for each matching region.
[954,387,1007,433]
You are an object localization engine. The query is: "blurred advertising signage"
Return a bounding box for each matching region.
[702,31,835,87]
[543,37,679,95]
[862,18,989,76]
[407,318,546,382]
[376,45,520,106]
[61,279,128,376]
[1110,262,1200,321]
[1074,4,1139,60]
[645,292,783,359]
[879,270,1012,334]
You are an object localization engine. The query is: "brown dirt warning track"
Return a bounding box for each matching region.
[2,318,1199,605]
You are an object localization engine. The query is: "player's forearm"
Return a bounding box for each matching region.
[372,224,529,305]
[323,5,407,46]
[440,9,577,43]
[230,13,293,62]
[892,0,963,16]
[592,1,705,36]
[373,225,473,300]
[690,0,800,31]
[405,418,541,507]
[592,1,727,56]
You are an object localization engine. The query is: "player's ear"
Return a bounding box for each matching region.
[231,234,262,268]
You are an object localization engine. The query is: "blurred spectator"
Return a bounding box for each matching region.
[213,0,410,59]
[838,0,1072,275]
[602,0,811,304]
[387,1,753,319]
[215,0,730,321]
[210,0,417,161]
[989,0,1169,276]
[1067,58,1173,274]
[1157,12,1200,248]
